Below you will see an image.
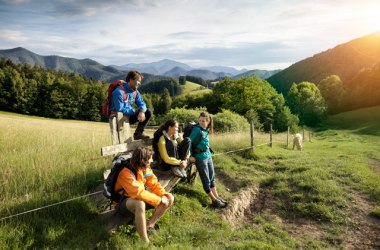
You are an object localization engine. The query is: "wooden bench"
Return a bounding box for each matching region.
[94,118,197,231]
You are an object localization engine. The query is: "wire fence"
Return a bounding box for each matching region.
[0,125,313,221]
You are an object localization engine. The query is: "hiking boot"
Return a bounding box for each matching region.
[171,166,184,178]
[218,197,228,204]
[179,167,187,178]
[212,199,227,208]
[133,133,150,140]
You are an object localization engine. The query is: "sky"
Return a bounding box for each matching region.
[0,0,380,70]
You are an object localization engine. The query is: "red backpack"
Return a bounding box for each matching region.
[101,80,136,117]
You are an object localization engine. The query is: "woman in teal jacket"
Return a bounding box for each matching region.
[189,111,227,208]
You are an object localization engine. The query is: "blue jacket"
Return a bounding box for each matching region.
[189,124,211,160]
[111,83,147,116]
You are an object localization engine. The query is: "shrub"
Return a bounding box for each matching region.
[158,107,203,125]
[213,109,250,133]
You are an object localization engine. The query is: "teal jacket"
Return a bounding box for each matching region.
[189,124,211,160]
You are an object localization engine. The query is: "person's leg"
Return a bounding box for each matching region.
[178,137,191,161]
[207,158,218,198]
[146,193,174,229]
[130,109,151,139]
[196,159,217,201]
[124,199,149,243]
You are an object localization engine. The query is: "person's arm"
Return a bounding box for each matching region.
[112,88,124,113]
[118,168,162,207]
[188,126,201,156]
[112,88,136,115]
[145,168,168,197]
[134,91,147,112]
[158,136,181,165]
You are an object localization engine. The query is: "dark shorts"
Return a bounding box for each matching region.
[116,197,155,218]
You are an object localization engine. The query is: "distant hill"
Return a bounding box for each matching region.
[233,69,281,79]
[199,66,248,75]
[0,47,120,82]
[0,46,281,82]
[267,31,380,94]
[163,66,189,78]
[186,69,231,81]
[116,59,193,75]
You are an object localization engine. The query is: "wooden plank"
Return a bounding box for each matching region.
[101,138,153,156]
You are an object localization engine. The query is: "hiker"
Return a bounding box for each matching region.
[114,147,174,243]
[292,133,303,151]
[154,119,191,178]
[189,111,227,208]
[111,70,151,140]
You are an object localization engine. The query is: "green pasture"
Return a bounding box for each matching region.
[181,81,212,96]
[0,109,379,249]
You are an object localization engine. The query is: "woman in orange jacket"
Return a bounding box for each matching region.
[114,147,174,243]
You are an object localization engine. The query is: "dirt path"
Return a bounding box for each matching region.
[218,180,380,249]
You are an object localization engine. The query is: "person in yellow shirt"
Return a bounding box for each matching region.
[114,147,174,243]
[154,119,191,178]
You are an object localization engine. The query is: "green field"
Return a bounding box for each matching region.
[181,81,212,96]
[0,109,379,249]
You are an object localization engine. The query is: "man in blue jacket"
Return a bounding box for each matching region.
[111,70,151,140]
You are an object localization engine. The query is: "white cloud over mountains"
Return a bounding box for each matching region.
[0,0,379,70]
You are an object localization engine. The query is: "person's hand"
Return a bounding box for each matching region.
[137,111,145,122]
[180,160,188,168]
[161,195,169,206]
[190,156,196,163]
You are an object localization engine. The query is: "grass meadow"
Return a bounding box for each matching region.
[181,81,212,96]
[0,108,379,249]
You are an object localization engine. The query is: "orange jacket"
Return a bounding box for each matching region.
[114,166,168,207]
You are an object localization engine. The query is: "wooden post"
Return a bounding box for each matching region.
[309,131,311,142]
[270,124,273,148]
[250,120,255,151]
[287,126,290,148]
[109,112,131,145]
[302,126,305,142]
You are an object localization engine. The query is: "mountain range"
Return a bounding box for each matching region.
[0,47,279,82]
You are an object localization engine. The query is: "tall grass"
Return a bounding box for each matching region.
[1,111,379,249]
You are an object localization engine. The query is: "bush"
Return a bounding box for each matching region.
[213,109,250,133]
[158,107,204,125]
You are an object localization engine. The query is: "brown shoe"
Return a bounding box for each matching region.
[212,199,227,208]
[133,133,150,140]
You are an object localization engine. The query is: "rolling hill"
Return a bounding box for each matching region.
[0,47,121,82]
[267,31,380,94]
[233,69,281,79]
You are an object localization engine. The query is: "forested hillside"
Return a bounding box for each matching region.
[0,58,105,121]
[267,32,380,94]
[267,32,380,113]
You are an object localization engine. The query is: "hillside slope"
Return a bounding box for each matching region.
[324,105,380,135]
[267,32,380,94]
[0,47,121,82]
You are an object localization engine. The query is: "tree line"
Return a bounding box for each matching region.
[2,57,346,130]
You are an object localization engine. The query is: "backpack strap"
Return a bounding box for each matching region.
[119,84,127,102]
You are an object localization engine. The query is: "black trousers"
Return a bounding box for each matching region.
[161,137,191,171]
[128,109,151,135]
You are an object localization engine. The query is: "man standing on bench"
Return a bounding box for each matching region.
[111,70,151,141]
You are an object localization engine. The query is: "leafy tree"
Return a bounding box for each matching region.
[179,76,186,85]
[155,88,172,115]
[213,76,293,131]
[317,75,345,114]
[139,78,182,96]
[286,82,327,126]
